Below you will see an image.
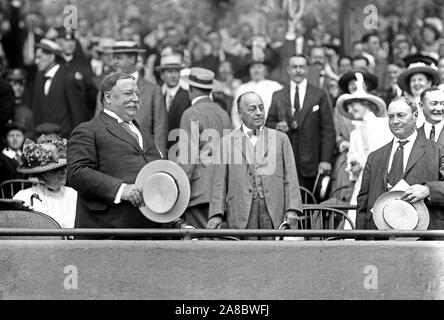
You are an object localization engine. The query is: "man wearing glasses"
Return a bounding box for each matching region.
[419,87,444,145]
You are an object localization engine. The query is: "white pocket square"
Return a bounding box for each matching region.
[312,105,319,112]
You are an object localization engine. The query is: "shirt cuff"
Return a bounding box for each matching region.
[114,183,127,204]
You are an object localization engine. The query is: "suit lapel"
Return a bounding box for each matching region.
[403,134,426,177]
[233,129,254,167]
[101,112,142,152]
[298,84,315,126]
[438,126,444,146]
[381,140,394,186]
[257,128,273,164]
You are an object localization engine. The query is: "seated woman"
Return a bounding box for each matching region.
[336,73,393,228]
[14,136,77,228]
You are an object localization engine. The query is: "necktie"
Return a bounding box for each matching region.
[388,140,409,186]
[294,84,301,112]
[165,91,173,113]
[430,125,436,142]
[121,121,140,146]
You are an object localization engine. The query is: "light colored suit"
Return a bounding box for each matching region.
[209,127,303,229]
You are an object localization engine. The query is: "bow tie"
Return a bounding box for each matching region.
[247,129,258,138]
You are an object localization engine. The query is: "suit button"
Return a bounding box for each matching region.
[248,189,252,193]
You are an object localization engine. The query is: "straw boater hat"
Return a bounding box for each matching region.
[372,191,430,233]
[422,17,443,40]
[17,137,67,174]
[338,69,379,93]
[155,54,184,72]
[135,160,190,223]
[97,38,115,54]
[397,54,440,95]
[336,72,387,120]
[35,39,63,58]
[183,67,217,90]
[110,41,146,54]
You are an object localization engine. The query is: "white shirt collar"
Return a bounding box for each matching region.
[242,124,264,135]
[162,82,181,96]
[2,148,18,159]
[424,121,444,141]
[394,129,417,146]
[103,109,125,123]
[290,78,307,91]
[191,95,209,106]
[45,64,60,78]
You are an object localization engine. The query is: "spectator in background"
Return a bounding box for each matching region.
[6,69,33,138]
[419,18,443,59]
[308,45,339,90]
[156,54,190,151]
[382,62,404,105]
[338,55,353,76]
[0,72,15,143]
[217,61,241,100]
[197,31,239,79]
[266,54,335,191]
[0,121,25,185]
[352,55,371,72]
[392,39,412,65]
[231,43,282,129]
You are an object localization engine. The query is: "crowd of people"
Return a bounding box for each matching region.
[1,1,444,239]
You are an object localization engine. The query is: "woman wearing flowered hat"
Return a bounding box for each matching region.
[13,136,77,228]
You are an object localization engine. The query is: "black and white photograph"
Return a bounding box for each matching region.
[0,0,444,307]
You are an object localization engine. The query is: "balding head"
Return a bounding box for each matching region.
[237,91,265,129]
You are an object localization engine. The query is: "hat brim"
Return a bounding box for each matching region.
[182,75,217,89]
[397,67,440,95]
[111,49,146,54]
[373,191,430,235]
[336,92,387,120]
[155,64,185,72]
[136,160,190,223]
[338,71,379,93]
[17,159,67,174]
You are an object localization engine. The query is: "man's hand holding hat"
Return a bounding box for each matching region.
[285,210,302,229]
[401,184,430,203]
[122,184,145,208]
[207,214,223,229]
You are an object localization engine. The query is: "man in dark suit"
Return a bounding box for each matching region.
[67,73,162,238]
[418,87,444,146]
[0,77,15,145]
[32,39,95,138]
[357,96,444,234]
[97,41,169,156]
[157,54,191,151]
[266,54,336,191]
[175,68,231,228]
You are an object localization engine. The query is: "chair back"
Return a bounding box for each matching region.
[300,186,317,204]
[0,179,45,198]
[0,210,64,240]
[298,206,355,240]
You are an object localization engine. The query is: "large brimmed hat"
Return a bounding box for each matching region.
[110,41,146,54]
[423,17,443,39]
[183,67,217,89]
[3,120,26,137]
[17,137,67,174]
[397,54,440,95]
[135,160,190,223]
[35,39,63,58]
[5,69,27,82]
[155,54,184,72]
[372,191,430,233]
[338,69,379,93]
[336,72,387,120]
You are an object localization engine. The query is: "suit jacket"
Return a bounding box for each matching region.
[67,112,162,232]
[95,74,169,156]
[0,78,15,142]
[209,128,303,229]
[356,131,444,231]
[33,65,94,138]
[266,83,336,178]
[418,125,444,146]
[167,87,191,150]
[178,97,231,207]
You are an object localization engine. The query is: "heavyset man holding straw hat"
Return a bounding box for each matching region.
[357,96,444,239]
